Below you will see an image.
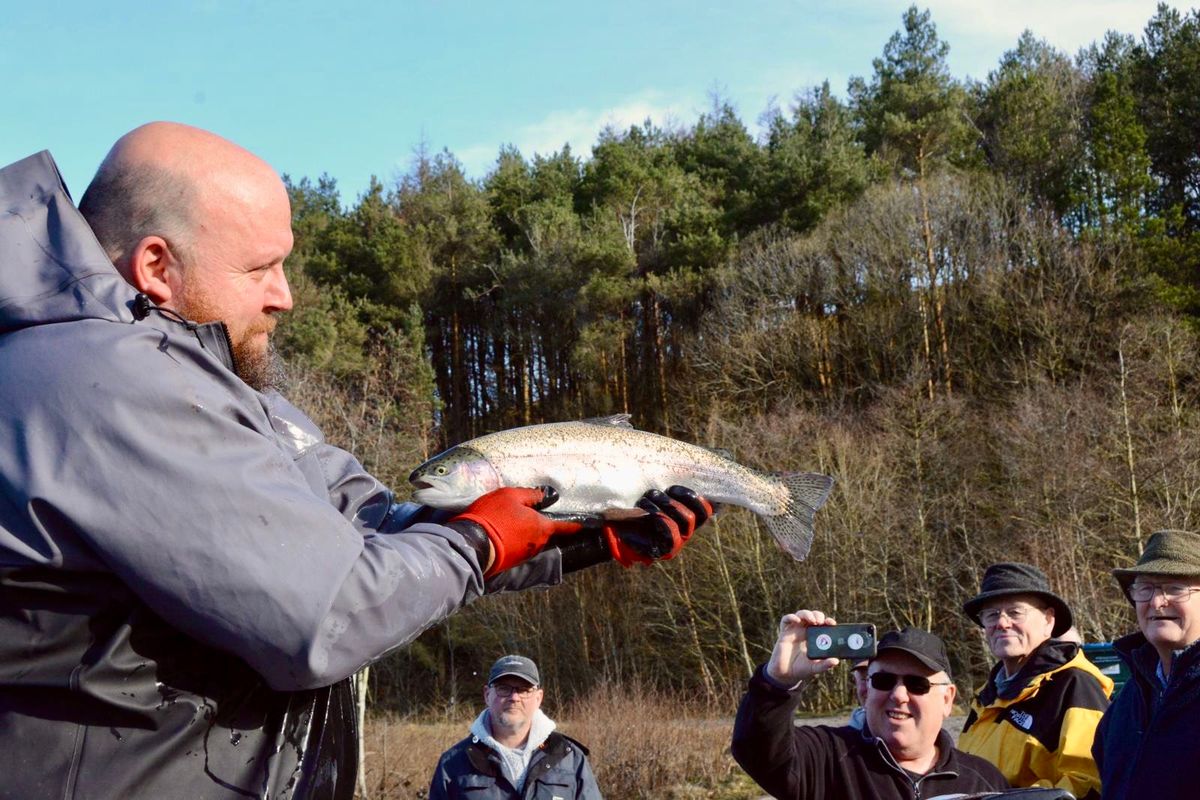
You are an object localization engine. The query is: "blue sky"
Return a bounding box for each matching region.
[3,1,1191,205]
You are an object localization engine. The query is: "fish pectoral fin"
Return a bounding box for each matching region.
[599,507,650,522]
[579,413,635,429]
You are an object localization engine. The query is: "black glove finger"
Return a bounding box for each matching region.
[533,485,560,511]
[619,528,666,558]
[639,488,695,530]
[654,493,695,533]
[619,525,676,556]
[666,486,714,527]
[636,495,663,515]
[622,508,680,558]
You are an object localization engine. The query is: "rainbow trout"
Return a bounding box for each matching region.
[408,414,834,561]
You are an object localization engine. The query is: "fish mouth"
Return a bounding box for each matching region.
[411,480,434,490]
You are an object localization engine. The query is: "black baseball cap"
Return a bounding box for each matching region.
[487,655,540,686]
[876,628,952,675]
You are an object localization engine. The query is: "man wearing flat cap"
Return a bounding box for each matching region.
[1092,530,1200,799]
[732,609,1008,799]
[957,563,1112,799]
[429,655,602,799]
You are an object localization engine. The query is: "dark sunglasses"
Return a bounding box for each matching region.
[868,671,952,695]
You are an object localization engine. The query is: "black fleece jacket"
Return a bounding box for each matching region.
[732,665,1009,800]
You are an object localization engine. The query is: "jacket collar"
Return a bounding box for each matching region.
[1115,630,1200,687]
[862,725,960,780]
[191,320,237,373]
[130,292,237,374]
[464,730,571,778]
[978,639,1079,704]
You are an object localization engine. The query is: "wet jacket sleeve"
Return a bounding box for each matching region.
[731,665,828,798]
[5,327,505,692]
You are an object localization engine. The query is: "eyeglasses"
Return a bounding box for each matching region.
[490,683,539,698]
[1127,583,1200,603]
[868,671,952,695]
[979,605,1044,626]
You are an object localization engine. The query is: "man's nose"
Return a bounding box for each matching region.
[266,264,293,312]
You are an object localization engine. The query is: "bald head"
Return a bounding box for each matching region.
[79,122,286,279]
[78,123,295,391]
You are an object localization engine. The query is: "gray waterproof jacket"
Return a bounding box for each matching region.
[0,151,560,799]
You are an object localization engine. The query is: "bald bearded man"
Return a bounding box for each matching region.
[0,125,712,799]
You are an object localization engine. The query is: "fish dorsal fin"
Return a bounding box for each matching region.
[580,413,635,429]
[705,446,736,461]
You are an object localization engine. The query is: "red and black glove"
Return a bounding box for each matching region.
[603,486,715,567]
[450,486,582,578]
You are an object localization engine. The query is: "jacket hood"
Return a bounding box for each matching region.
[0,150,137,333]
[471,708,557,754]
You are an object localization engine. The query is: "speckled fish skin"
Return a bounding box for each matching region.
[408,414,835,561]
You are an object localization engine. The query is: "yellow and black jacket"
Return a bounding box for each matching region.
[958,640,1112,800]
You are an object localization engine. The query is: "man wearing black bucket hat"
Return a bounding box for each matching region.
[1092,530,1200,799]
[957,563,1111,799]
[732,609,1008,799]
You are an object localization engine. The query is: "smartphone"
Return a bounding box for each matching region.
[805,623,877,660]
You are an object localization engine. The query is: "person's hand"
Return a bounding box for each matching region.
[603,486,715,567]
[766,609,840,686]
[452,487,582,578]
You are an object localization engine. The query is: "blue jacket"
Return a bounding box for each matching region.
[1092,632,1200,799]
[0,152,563,799]
[430,730,602,800]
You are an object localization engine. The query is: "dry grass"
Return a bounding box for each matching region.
[359,715,462,799]
[357,683,765,800]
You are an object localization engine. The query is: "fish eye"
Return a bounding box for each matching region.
[435,466,447,475]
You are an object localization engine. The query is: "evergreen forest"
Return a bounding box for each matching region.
[275,4,1200,715]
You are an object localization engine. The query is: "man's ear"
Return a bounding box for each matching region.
[127,235,183,307]
[942,683,957,717]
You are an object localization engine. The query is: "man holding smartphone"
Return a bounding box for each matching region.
[731,610,1009,800]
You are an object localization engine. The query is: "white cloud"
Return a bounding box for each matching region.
[918,0,1191,77]
[453,1,1194,179]
[455,90,703,178]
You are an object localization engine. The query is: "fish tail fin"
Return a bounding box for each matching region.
[761,472,835,561]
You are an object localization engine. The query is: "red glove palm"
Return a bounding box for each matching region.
[453,487,582,577]
[603,486,715,567]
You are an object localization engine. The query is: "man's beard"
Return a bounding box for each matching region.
[174,293,288,393]
[234,336,288,393]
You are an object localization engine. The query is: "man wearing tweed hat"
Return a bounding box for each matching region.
[957,563,1111,799]
[1092,530,1200,799]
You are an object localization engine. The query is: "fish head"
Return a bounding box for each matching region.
[408,445,500,510]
